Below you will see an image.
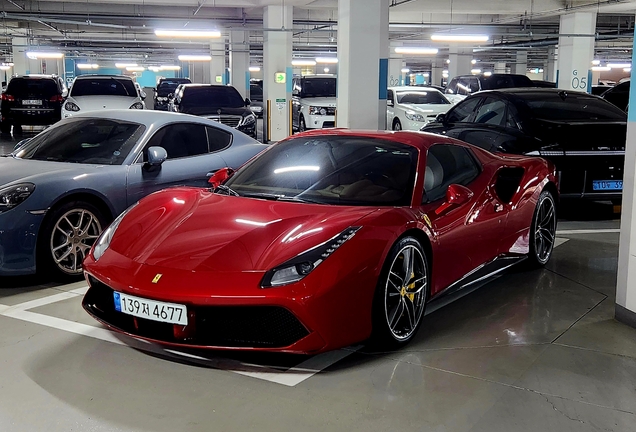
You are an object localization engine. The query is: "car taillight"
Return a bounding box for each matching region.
[1,94,14,102]
[49,95,63,102]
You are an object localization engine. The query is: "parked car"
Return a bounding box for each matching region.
[602,80,629,112]
[82,129,557,353]
[531,80,556,88]
[0,110,266,277]
[444,74,534,103]
[62,75,145,118]
[292,76,336,132]
[422,88,626,201]
[591,85,613,96]
[154,78,191,111]
[0,74,67,134]
[387,86,453,131]
[249,79,263,118]
[169,84,256,139]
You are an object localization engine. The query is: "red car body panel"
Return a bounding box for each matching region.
[83,130,557,354]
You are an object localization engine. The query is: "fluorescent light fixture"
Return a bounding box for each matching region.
[292,59,317,66]
[401,68,410,73]
[431,34,489,42]
[149,66,161,72]
[591,66,611,71]
[471,59,477,64]
[126,66,145,72]
[155,29,221,38]
[77,63,99,70]
[160,65,181,71]
[624,67,632,73]
[0,66,10,70]
[446,59,451,64]
[315,57,338,64]
[249,66,261,72]
[2,62,14,67]
[471,68,482,74]
[26,51,63,59]
[484,71,492,76]
[274,166,320,174]
[592,59,601,65]
[115,62,138,68]
[324,67,330,73]
[607,63,631,69]
[394,47,438,55]
[423,73,430,77]
[178,55,212,61]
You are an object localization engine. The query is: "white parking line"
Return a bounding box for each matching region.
[556,228,620,235]
[0,286,356,386]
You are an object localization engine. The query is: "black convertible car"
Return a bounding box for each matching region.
[422,88,627,201]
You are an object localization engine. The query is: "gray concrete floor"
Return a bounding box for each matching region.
[1,133,635,431]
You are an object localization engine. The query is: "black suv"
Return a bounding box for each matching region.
[154,77,191,110]
[445,74,533,98]
[170,84,256,138]
[1,75,67,134]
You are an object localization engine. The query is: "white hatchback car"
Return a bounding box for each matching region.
[387,86,453,131]
[62,75,145,118]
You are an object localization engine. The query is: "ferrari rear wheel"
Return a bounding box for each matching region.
[528,190,557,267]
[371,237,429,349]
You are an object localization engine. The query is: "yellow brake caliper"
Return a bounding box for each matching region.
[406,272,416,302]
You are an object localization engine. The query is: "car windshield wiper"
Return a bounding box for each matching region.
[214,184,240,196]
[240,192,322,204]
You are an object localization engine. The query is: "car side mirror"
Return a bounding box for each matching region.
[245,97,251,106]
[61,89,68,98]
[435,113,447,124]
[140,91,147,100]
[146,146,167,167]
[435,184,473,215]
[387,99,394,107]
[208,167,235,188]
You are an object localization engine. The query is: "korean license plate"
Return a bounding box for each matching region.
[22,99,42,105]
[113,291,188,325]
[592,180,623,191]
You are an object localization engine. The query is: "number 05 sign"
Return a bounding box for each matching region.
[571,69,589,91]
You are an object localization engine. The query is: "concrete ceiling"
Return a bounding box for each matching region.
[0,0,633,70]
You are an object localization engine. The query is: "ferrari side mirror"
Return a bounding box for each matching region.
[208,167,235,188]
[435,183,473,215]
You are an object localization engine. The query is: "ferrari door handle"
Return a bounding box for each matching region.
[494,203,504,212]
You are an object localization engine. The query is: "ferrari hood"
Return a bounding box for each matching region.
[110,187,377,272]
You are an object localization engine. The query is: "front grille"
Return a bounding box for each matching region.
[206,115,242,128]
[83,276,309,348]
[322,121,335,128]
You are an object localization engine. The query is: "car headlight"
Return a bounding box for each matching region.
[64,101,80,112]
[251,106,263,112]
[92,203,138,261]
[241,114,256,126]
[0,183,35,214]
[261,226,361,287]
[156,97,167,102]
[129,102,144,110]
[405,111,425,122]
[309,106,328,116]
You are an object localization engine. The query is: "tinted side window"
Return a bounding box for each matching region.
[146,123,208,159]
[206,126,233,152]
[469,77,480,93]
[446,78,459,94]
[474,97,507,126]
[445,97,481,123]
[424,144,481,203]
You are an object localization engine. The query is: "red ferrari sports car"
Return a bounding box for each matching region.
[82,130,558,354]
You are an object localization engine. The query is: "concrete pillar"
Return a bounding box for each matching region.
[12,37,28,76]
[190,61,211,84]
[431,61,444,87]
[616,35,636,330]
[263,5,292,142]
[210,40,226,85]
[229,31,250,98]
[557,12,596,92]
[494,62,507,74]
[337,0,389,129]
[388,58,406,87]
[545,47,557,82]
[448,46,472,78]
[512,51,527,75]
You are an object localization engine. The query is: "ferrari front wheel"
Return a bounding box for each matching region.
[528,190,557,267]
[371,237,429,349]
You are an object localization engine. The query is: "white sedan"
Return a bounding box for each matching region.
[387,86,454,131]
[62,75,145,118]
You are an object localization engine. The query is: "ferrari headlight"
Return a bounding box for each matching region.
[309,106,327,116]
[92,203,138,261]
[405,111,425,122]
[261,226,361,287]
[0,183,35,214]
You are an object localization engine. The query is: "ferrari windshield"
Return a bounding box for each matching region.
[14,118,146,165]
[224,136,419,206]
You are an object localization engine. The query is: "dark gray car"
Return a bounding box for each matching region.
[0,110,267,278]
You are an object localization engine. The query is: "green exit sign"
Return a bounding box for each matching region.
[275,72,286,84]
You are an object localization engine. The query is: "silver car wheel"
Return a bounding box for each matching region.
[533,193,557,264]
[50,208,102,275]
